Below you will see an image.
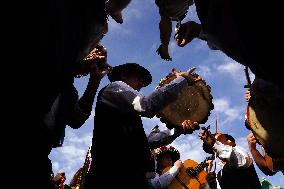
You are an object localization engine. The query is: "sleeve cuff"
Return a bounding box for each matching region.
[168,166,179,177]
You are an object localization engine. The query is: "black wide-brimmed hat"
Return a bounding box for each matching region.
[154,145,180,162]
[107,63,152,86]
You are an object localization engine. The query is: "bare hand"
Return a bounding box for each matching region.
[198,129,216,147]
[84,44,107,64]
[174,160,182,169]
[245,90,251,102]
[174,21,202,47]
[90,62,112,79]
[206,160,214,172]
[181,120,200,134]
[172,67,202,83]
[247,132,257,149]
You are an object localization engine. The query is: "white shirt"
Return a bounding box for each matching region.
[213,141,252,168]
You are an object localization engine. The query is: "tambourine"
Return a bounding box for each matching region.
[157,70,214,128]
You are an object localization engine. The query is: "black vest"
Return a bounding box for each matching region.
[218,163,262,189]
[84,86,154,189]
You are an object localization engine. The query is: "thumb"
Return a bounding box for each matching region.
[186,67,196,74]
[171,68,180,74]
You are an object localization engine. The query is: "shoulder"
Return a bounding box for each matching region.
[102,81,136,95]
[106,81,131,89]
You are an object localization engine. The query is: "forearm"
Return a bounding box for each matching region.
[102,77,187,117]
[78,76,101,113]
[68,77,101,128]
[139,77,188,117]
[151,166,179,189]
[249,147,275,175]
[159,10,172,46]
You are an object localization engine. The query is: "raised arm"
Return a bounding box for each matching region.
[101,68,201,118]
[247,132,275,176]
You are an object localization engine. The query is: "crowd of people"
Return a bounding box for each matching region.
[3,0,283,188]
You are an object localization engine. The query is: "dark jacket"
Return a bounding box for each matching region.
[217,163,262,189]
[84,87,154,189]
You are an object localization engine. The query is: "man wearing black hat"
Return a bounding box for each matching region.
[84,63,201,189]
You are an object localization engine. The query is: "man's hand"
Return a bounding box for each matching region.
[198,129,216,147]
[172,67,202,84]
[174,21,202,47]
[89,62,112,80]
[84,44,107,64]
[247,132,257,150]
[181,120,200,134]
[245,90,251,102]
[174,160,182,169]
[206,159,214,173]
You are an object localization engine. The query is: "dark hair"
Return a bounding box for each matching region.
[202,142,214,154]
[223,134,235,143]
[156,152,175,175]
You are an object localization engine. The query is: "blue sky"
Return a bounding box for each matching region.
[49,0,283,187]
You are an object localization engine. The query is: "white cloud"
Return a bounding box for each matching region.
[198,65,212,78]
[60,146,85,160]
[173,134,206,163]
[52,161,60,172]
[49,128,92,184]
[213,98,243,126]
[216,60,244,79]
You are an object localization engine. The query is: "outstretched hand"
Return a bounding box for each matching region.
[172,67,202,84]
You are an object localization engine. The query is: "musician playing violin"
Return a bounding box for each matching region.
[199,129,262,189]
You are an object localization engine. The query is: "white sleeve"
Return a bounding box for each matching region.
[101,77,188,118]
[213,141,252,168]
[150,166,179,189]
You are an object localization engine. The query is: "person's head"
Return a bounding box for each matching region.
[154,145,180,173]
[203,133,236,154]
[215,133,236,147]
[107,63,152,91]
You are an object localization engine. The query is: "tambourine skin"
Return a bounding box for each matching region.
[157,72,214,127]
[247,99,284,158]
